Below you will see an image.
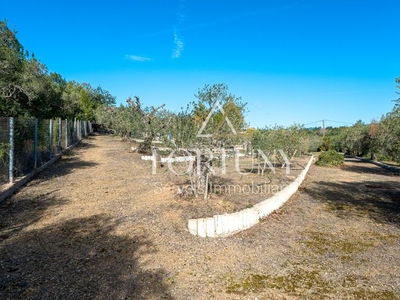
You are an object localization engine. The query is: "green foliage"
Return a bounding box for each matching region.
[251,124,309,158]
[192,83,248,146]
[0,142,9,162]
[167,104,197,149]
[306,122,374,157]
[20,59,65,118]
[315,150,344,167]
[320,136,331,151]
[340,121,371,156]
[394,77,400,109]
[0,20,28,116]
[0,20,61,117]
[0,20,115,120]
[307,134,322,152]
[95,105,132,136]
[61,81,116,120]
[125,96,170,153]
[321,77,399,163]
[374,108,400,162]
[95,96,170,153]
[323,77,400,162]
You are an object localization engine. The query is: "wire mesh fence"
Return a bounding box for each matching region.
[0,117,10,185]
[0,117,92,187]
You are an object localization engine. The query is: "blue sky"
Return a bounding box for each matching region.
[2,0,399,128]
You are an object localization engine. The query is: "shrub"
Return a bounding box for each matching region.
[315,150,344,167]
[320,136,331,151]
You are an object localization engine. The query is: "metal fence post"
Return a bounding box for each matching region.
[8,117,14,183]
[49,119,53,159]
[33,118,38,169]
[65,119,68,148]
[76,120,78,141]
[74,118,77,143]
[58,118,62,152]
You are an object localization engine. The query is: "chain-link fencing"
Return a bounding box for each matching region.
[0,117,10,185]
[0,117,92,187]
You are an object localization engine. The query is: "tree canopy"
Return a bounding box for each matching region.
[304,77,400,163]
[193,83,247,141]
[0,20,115,119]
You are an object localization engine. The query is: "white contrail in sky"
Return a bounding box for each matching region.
[125,55,152,62]
[172,0,186,59]
[138,0,306,40]
[172,32,184,59]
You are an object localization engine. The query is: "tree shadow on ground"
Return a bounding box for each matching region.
[342,158,400,176]
[31,157,98,184]
[73,136,99,148]
[0,137,99,192]
[0,193,67,239]
[25,148,99,188]
[305,178,400,226]
[0,195,173,299]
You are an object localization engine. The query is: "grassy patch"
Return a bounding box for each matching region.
[226,269,334,296]
[302,230,375,261]
[352,290,400,299]
[302,230,398,261]
[225,270,397,298]
[225,230,399,297]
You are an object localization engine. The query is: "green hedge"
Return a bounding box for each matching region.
[315,150,344,167]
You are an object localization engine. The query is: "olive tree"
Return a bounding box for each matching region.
[169,83,248,198]
[251,124,309,163]
[374,108,400,162]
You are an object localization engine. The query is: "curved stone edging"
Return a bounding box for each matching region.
[354,156,400,173]
[188,155,314,237]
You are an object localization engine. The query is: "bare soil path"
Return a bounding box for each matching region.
[1,134,400,299]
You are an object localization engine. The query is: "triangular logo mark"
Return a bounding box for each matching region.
[196,100,237,138]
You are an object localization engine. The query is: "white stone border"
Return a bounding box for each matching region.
[188,155,314,237]
[353,156,400,173]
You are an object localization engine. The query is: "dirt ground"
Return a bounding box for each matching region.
[1,134,400,299]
